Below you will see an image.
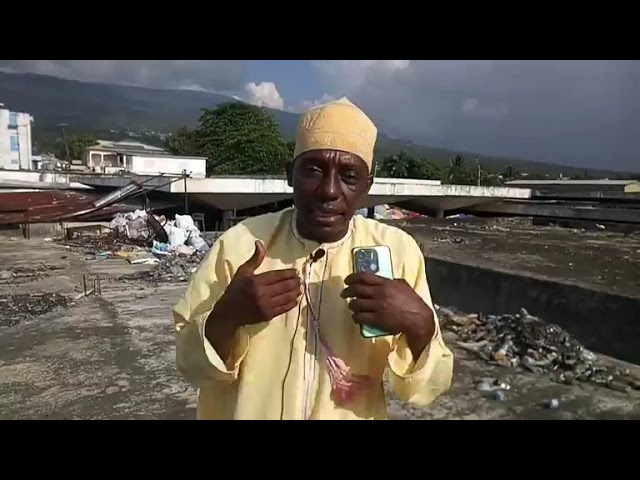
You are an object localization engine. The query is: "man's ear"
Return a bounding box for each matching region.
[365,158,376,193]
[285,160,294,187]
[364,174,374,194]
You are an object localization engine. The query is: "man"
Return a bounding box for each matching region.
[172,97,453,420]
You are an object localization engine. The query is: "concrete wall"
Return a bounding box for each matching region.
[130,155,206,178]
[0,109,33,171]
[425,257,640,365]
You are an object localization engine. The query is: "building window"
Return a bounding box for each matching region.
[8,112,18,128]
[10,135,19,151]
[11,159,19,165]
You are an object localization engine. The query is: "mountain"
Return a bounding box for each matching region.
[0,72,634,178]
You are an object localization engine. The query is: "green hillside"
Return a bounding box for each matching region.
[0,72,634,178]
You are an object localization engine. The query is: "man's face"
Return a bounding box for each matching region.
[288,149,373,243]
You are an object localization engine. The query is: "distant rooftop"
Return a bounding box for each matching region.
[506,179,638,186]
[92,139,166,153]
[88,139,206,160]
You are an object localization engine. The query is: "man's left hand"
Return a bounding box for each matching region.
[341,272,436,353]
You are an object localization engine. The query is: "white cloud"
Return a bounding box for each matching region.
[244,81,285,110]
[311,60,411,92]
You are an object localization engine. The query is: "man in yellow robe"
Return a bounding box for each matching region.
[172,97,454,420]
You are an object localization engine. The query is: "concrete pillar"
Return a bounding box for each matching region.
[221,210,234,231]
[435,209,445,219]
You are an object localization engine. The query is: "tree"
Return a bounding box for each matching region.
[164,102,289,175]
[165,126,198,156]
[52,133,99,161]
[500,165,518,182]
[378,151,441,180]
[442,155,474,185]
[379,152,410,178]
[284,141,296,160]
[196,102,287,175]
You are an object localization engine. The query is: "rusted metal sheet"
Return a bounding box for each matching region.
[0,190,98,213]
[0,181,145,226]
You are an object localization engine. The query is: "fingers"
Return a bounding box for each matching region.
[236,240,266,276]
[255,269,300,285]
[347,298,376,314]
[270,301,301,318]
[340,284,377,299]
[269,288,303,310]
[344,272,386,286]
[263,277,302,298]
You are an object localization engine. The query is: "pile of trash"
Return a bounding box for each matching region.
[144,250,209,282]
[436,306,640,393]
[109,210,210,255]
[0,293,71,328]
[91,211,224,282]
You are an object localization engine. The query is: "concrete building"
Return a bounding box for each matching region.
[83,140,207,178]
[506,179,640,195]
[0,104,34,171]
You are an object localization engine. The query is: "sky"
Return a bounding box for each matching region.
[1,60,639,171]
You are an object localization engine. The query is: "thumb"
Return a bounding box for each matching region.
[236,240,266,276]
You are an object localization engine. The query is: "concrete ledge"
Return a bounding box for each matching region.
[426,256,640,365]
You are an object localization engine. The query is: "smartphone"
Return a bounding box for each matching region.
[351,246,394,338]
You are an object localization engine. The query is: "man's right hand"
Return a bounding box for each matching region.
[212,240,302,329]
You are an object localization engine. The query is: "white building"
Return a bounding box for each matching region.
[83,139,207,178]
[0,104,34,171]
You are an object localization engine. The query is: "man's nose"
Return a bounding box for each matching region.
[317,172,341,200]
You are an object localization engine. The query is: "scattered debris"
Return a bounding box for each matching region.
[0,293,71,328]
[0,264,67,284]
[476,377,511,393]
[437,305,640,393]
[492,390,507,401]
[140,250,209,282]
[433,236,465,244]
[544,398,560,409]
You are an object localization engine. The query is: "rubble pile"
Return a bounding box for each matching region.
[0,293,71,328]
[144,249,209,282]
[436,306,640,393]
[60,212,225,283]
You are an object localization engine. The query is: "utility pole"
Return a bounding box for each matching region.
[59,123,71,162]
[183,169,189,214]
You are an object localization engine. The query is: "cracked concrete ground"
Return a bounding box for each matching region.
[0,237,638,420]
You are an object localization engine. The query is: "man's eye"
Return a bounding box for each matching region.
[342,171,358,183]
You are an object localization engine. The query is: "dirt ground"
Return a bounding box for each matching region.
[400,218,640,299]
[0,235,638,420]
